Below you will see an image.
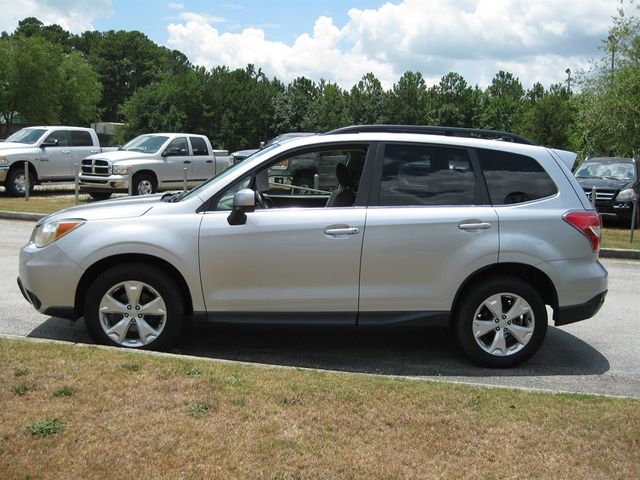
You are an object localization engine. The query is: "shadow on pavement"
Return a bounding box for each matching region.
[28,317,609,378]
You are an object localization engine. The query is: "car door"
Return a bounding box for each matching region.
[38,130,74,180]
[189,136,216,184]
[160,136,191,189]
[358,142,499,324]
[70,130,100,166]
[198,143,372,323]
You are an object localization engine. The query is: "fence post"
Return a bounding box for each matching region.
[631,200,638,243]
[74,163,80,205]
[24,161,29,202]
[128,167,133,196]
[590,186,597,208]
[183,167,188,192]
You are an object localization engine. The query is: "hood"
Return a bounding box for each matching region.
[0,142,39,154]
[87,150,155,163]
[41,194,164,224]
[576,176,629,190]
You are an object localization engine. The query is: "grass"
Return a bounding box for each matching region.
[1,338,639,479]
[601,223,640,249]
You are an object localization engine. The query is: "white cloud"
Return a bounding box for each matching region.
[167,0,619,90]
[168,2,184,10]
[0,0,113,34]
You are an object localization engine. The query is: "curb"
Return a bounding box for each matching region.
[1,210,639,260]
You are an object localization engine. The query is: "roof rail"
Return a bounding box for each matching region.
[325,125,537,145]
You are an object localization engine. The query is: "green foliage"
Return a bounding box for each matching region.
[572,1,640,157]
[27,418,63,437]
[347,73,385,124]
[53,385,75,397]
[480,70,525,132]
[384,71,430,124]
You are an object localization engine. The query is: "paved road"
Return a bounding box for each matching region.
[2,219,639,398]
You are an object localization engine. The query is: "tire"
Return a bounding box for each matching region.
[454,276,547,368]
[89,192,112,201]
[84,263,184,350]
[5,166,34,197]
[292,174,313,195]
[133,172,156,196]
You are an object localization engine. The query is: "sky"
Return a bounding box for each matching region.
[0,0,624,90]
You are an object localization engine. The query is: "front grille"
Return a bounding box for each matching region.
[583,188,616,202]
[81,158,110,176]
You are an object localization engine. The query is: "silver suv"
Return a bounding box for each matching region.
[18,126,608,367]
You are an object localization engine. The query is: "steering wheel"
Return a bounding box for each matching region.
[255,190,269,209]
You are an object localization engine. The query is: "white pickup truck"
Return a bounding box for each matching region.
[78,133,231,199]
[0,126,116,196]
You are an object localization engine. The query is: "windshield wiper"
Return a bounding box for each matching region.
[161,191,188,202]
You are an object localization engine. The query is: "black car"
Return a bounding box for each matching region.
[574,157,640,225]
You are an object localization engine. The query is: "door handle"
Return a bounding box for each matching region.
[324,226,360,236]
[458,221,492,230]
[61,150,71,154]
[90,150,100,153]
[183,160,192,164]
[206,160,213,163]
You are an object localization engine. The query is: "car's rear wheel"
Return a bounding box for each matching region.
[84,264,183,350]
[454,276,547,368]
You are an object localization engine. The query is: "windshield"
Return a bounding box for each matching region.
[176,143,282,202]
[120,135,169,153]
[5,128,47,144]
[575,161,636,182]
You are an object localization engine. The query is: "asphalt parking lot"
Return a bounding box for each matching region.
[1,218,639,398]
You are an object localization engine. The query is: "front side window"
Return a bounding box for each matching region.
[477,149,557,205]
[165,137,188,156]
[44,130,69,147]
[378,144,475,206]
[212,145,368,210]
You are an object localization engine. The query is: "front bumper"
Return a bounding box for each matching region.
[18,242,84,319]
[79,174,129,192]
[0,165,9,182]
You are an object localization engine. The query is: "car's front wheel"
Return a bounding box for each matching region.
[84,264,184,350]
[454,276,547,368]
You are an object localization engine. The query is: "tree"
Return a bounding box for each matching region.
[58,51,102,125]
[480,71,524,132]
[519,84,574,149]
[0,36,63,134]
[572,2,640,157]
[384,71,430,124]
[271,76,319,133]
[429,72,478,127]
[312,82,350,131]
[346,73,385,125]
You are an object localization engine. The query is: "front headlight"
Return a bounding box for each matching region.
[32,219,85,248]
[616,188,637,202]
[112,165,131,175]
[0,155,8,165]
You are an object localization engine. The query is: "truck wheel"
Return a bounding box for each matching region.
[133,173,156,196]
[84,263,184,350]
[89,192,112,201]
[454,276,547,368]
[5,166,34,197]
[292,174,313,195]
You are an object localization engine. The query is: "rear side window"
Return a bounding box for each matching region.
[70,130,93,146]
[190,137,208,156]
[477,149,557,205]
[379,144,475,206]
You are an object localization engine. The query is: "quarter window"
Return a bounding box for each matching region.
[477,149,557,205]
[378,144,475,206]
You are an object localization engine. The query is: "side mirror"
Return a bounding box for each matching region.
[40,138,59,148]
[227,188,256,225]
[162,147,181,157]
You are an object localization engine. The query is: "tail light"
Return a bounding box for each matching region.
[563,210,601,252]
